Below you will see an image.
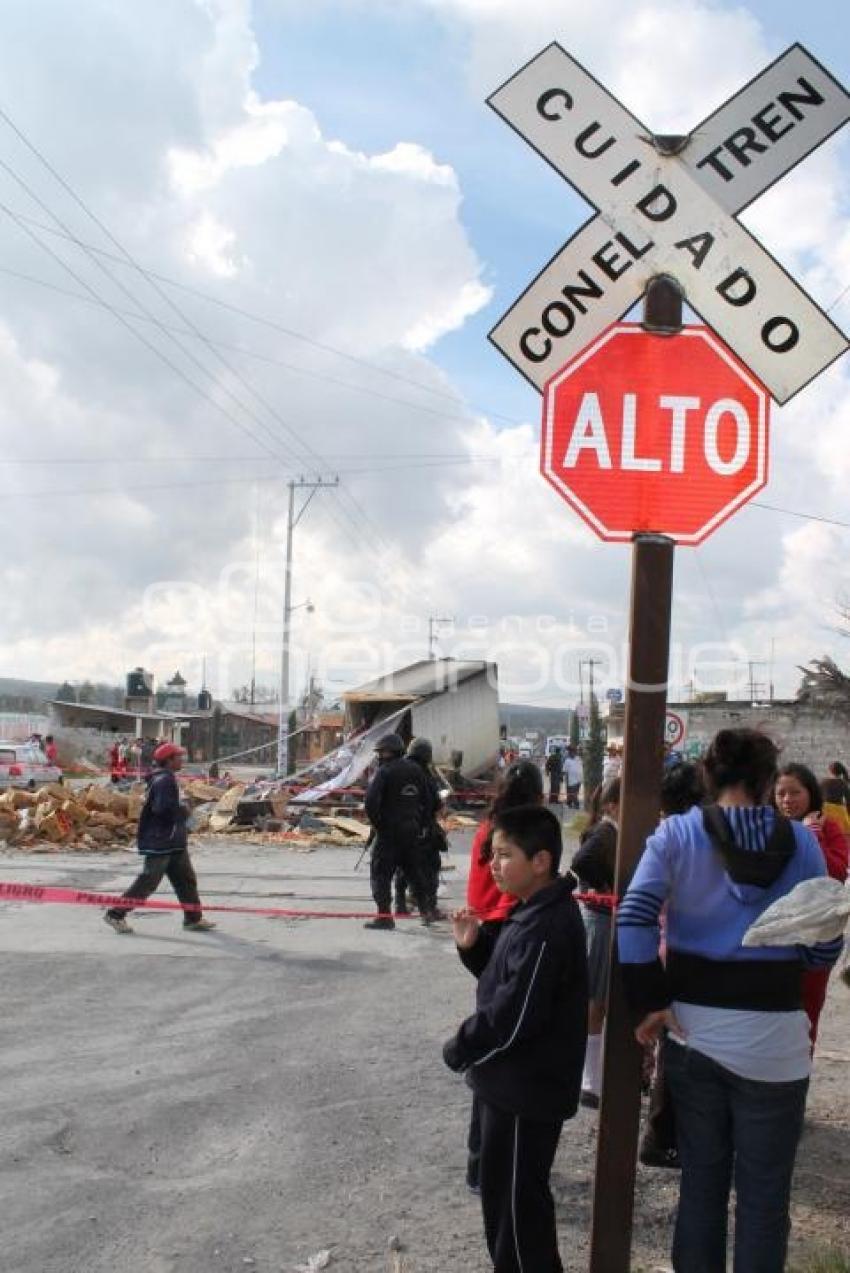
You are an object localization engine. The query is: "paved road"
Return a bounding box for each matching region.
[3,826,847,1272]
[0,837,503,1273]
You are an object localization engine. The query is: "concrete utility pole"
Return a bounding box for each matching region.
[278,476,338,778]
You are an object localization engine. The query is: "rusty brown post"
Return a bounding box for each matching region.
[587,275,681,1272]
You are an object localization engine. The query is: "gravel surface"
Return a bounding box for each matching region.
[1,833,848,1272]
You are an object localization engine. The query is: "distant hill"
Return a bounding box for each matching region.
[0,677,125,711]
[500,703,573,738]
[0,677,61,710]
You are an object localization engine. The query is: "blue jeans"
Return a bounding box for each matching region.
[664,1038,808,1273]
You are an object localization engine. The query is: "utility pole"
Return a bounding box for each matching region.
[587,656,601,704]
[747,660,768,704]
[579,656,603,707]
[427,616,454,660]
[278,476,338,778]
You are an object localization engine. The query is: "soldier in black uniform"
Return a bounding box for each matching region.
[397,737,446,918]
[364,733,434,930]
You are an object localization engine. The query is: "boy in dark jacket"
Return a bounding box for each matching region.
[443,804,588,1273]
[104,743,215,935]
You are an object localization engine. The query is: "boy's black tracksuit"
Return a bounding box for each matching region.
[443,876,588,1273]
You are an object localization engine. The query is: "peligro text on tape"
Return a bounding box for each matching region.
[0,880,618,921]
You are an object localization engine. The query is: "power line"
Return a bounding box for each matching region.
[0,195,517,421]
[750,500,850,531]
[0,475,284,499]
[825,279,850,315]
[0,172,320,475]
[0,114,422,554]
[0,456,500,499]
[0,135,386,551]
[0,200,290,467]
[693,546,729,646]
[0,450,495,466]
[0,104,515,570]
[0,108,481,621]
[0,261,514,431]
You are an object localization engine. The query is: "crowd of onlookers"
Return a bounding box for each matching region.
[27,732,58,766]
[107,735,158,781]
[447,734,848,1272]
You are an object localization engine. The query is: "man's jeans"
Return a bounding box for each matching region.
[106,849,203,925]
[664,1038,808,1273]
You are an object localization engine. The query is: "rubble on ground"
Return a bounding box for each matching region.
[0,775,479,853]
[0,780,375,851]
[0,783,146,852]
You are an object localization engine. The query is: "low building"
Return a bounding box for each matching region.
[294,710,345,768]
[47,670,279,771]
[186,704,278,769]
[343,658,500,776]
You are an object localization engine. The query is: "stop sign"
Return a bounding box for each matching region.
[541,323,770,544]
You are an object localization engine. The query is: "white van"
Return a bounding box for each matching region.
[0,742,62,791]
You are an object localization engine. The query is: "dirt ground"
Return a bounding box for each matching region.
[1,830,848,1273]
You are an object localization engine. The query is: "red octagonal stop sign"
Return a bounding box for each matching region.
[541,323,770,545]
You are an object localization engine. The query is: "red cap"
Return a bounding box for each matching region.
[153,742,185,764]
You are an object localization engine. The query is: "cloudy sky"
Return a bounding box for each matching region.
[0,0,848,708]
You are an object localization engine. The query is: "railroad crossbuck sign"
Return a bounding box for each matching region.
[489,44,850,403]
[542,324,769,544]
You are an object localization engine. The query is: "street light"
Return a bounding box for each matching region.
[277,597,315,777]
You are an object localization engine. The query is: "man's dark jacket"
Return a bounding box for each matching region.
[137,768,190,855]
[443,876,588,1121]
[365,756,432,842]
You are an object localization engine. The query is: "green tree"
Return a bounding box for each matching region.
[796,655,850,709]
[76,681,97,704]
[583,694,605,806]
[55,681,77,703]
[569,709,580,749]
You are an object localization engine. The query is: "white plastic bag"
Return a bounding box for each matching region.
[293,1251,334,1272]
[743,877,850,947]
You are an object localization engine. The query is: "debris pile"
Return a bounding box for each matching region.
[0,779,375,851]
[196,786,373,848]
[0,784,146,852]
[0,777,473,852]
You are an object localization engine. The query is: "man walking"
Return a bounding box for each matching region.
[364,733,434,930]
[104,742,215,935]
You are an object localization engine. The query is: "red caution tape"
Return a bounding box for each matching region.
[0,880,617,922]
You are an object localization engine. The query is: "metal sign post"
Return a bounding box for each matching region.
[587,277,678,1273]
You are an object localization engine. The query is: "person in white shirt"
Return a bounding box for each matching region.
[563,747,583,809]
[602,745,622,784]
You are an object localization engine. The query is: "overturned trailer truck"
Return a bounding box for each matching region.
[343,658,500,778]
